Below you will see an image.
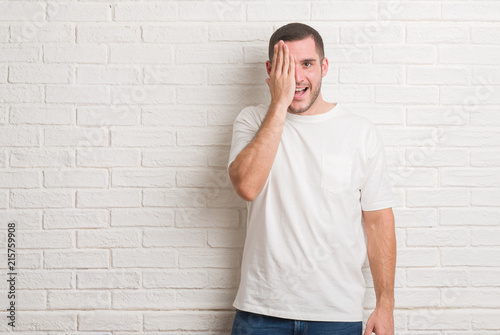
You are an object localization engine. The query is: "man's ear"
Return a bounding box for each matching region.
[321,57,329,78]
[266,60,272,76]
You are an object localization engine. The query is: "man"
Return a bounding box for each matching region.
[227,22,396,335]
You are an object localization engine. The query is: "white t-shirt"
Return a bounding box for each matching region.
[227,102,396,322]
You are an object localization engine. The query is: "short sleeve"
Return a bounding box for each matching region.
[360,125,396,211]
[227,105,264,172]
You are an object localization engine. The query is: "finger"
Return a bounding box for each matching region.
[282,43,289,75]
[271,42,278,76]
[289,53,295,76]
[276,41,284,75]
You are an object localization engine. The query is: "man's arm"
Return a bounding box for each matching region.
[363,207,396,335]
[228,41,295,201]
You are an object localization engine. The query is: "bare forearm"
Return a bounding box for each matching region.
[228,102,287,201]
[366,215,396,309]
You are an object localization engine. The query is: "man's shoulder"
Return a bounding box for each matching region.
[234,104,268,124]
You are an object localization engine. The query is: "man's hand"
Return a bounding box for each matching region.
[265,40,295,111]
[364,307,394,335]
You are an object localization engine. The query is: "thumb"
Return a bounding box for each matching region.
[265,78,270,86]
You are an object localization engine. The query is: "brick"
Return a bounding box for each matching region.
[10,23,73,43]
[11,190,73,209]
[18,230,73,249]
[142,187,208,209]
[207,188,245,207]
[176,45,243,64]
[440,46,500,65]
[177,289,235,309]
[109,45,173,63]
[15,311,76,331]
[44,45,106,63]
[77,148,140,167]
[393,208,437,228]
[440,208,500,226]
[0,84,43,103]
[77,106,139,126]
[396,248,439,267]
[10,64,72,84]
[407,269,468,287]
[142,107,206,126]
[442,248,500,266]
[48,290,110,309]
[48,2,111,22]
[209,24,272,42]
[144,65,205,85]
[471,149,500,166]
[208,269,240,289]
[408,310,470,330]
[442,86,500,105]
[0,171,39,188]
[77,23,140,43]
[177,169,231,188]
[208,65,264,85]
[379,1,440,20]
[441,168,500,187]
[376,85,439,104]
[17,271,73,289]
[374,46,435,64]
[407,189,469,207]
[312,1,378,20]
[179,2,244,21]
[0,45,39,62]
[208,228,245,248]
[78,311,142,331]
[143,228,205,247]
[112,248,177,268]
[405,147,468,167]
[44,209,108,229]
[144,311,210,331]
[248,2,309,21]
[111,128,174,147]
[407,228,468,247]
[0,25,7,42]
[78,229,140,248]
[44,127,108,147]
[340,65,402,84]
[11,105,74,125]
[340,23,403,44]
[77,270,140,289]
[45,250,109,269]
[472,312,500,330]
[472,26,500,44]
[44,169,108,188]
[471,189,500,206]
[407,66,469,85]
[407,24,469,44]
[112,289,175,309]
[473,67,500,84]
[471,229,500,246]
[46,85,110,103]
[143,24,205,43]
[179,248,240,268]
[143,148,207,167]
[0,210,40,230]
[470,269,500,287]
[407,106,469,126]
[443,289,500,308]
[143,269,207,289]
[112,169,175,187]
[0,2,45,21]
[77,189,141,208]
[111,209,174,227]
[77,65,141,84]
[16,290,46,310]
[177,127,233,146]
[439,128,500,146]
[114,2,177,21]
[111,85,175,104]
[443,2,500,21]
[392,288,441,309]
[0,128,39,146]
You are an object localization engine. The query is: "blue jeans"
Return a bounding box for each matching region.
[231,309,363,335]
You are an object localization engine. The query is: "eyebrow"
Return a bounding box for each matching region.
[300,59,317,63]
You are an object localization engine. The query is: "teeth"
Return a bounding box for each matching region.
[295,88,306,92]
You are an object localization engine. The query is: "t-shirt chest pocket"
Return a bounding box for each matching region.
[320,153,352,194]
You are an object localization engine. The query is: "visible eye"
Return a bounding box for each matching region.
[304,62,312,67]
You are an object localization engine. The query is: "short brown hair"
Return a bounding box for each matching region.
[268,22,325,62]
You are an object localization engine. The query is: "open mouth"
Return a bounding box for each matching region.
[294,87,308,99]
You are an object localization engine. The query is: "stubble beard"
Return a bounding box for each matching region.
[288,81,322,114]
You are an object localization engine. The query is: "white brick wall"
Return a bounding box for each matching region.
[1,1,499,334]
